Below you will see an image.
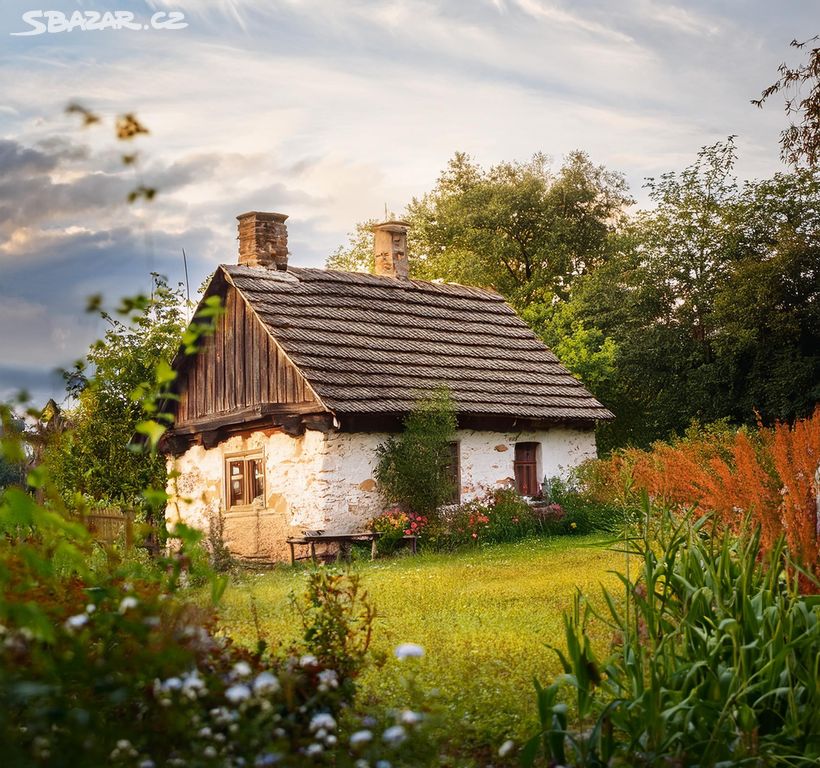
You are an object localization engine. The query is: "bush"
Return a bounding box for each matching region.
[374,388,457,517]
[581,408,820,584]
[523,500,820,767]
[542,476,625,535]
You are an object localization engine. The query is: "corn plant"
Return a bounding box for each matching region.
[524,496,820,767]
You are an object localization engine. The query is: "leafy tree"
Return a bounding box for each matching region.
[407,151,632,306]
[374,388,457,516]
[754,36,820,167]
[565,141,820,449]
[44,275,187,510]
[326,218,384,273]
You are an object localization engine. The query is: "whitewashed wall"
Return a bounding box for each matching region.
[166,425,597,561]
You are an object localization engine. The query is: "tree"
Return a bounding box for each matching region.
[565,141,820,449]
[44,275,187,510]
[407,151,632,306]
[374,388,457,516]
[754,36,820,167]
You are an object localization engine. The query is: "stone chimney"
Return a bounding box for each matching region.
[237,211,289,270]
[372,220,410,279]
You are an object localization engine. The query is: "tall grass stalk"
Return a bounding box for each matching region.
[525,497,820,767]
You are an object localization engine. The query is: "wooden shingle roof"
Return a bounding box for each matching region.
[223,264,614,423]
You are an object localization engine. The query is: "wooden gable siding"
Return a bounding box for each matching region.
[175,285,319,425]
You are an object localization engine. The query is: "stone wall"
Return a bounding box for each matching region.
[165,425,597,561]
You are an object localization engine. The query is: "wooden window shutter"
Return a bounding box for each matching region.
[514,442,539,497]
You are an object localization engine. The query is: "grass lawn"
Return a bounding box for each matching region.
[218,535,626,758]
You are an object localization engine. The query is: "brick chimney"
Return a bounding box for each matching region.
[372,220,410,279]
[237,211,289,270]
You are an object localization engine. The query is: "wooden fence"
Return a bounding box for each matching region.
[85,509,133,546]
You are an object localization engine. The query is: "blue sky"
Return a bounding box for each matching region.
[0,0,816,404]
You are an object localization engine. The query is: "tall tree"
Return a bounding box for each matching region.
[754,36,820,168]
[407,151,632,306]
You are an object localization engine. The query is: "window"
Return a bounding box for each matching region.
[225,453,265,509]
[514,442,539,497]
[444,441,461,504]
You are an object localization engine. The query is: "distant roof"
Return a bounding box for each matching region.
[222,264,614,423]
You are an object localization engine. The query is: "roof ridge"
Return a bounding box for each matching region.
[225,263,505,301]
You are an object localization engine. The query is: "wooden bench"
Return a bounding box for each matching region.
[286,532,417,565]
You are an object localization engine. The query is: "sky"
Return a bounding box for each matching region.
[0,0,816,406]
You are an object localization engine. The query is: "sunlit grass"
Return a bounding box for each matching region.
[218,535,626,755]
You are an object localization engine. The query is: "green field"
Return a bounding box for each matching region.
[218,536,626,757]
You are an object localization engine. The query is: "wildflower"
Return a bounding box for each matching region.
[349,730,373,748]
[394,642,424,660]
[182,670,205,698]
[203,745,217,758]
[253,671,280,695]
[232,661,252,678]
[570,521,577,530]
[399,709,423,725]
[354,760,370,768]
[138,760,156,768]
[299,654,318,668]
[376,762,392,768]
[64,613,89,630]
[165,677,184,693]
[225,684,252,704]
[498,739,515,757]
[310,713,336,732]
[198,727,212,738]
[254,754,281,767]
[119,596,138,613]
[85,604,96,614]
[305,744,323,757]
[317,669,338,691]
[382,725,407,746]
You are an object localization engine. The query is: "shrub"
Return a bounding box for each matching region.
[523,500,820,767]
[584,408,820,583]
[374,388,457,517]
[541,476,624,535]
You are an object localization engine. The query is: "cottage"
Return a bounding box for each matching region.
[162,211,613,561]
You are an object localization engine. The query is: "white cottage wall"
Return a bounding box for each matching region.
[166,425,597,561]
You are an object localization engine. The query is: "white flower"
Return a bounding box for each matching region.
[225,684,252,704]
[253,671,280,695]
[203,745,217,758]
[182,671,205,698]
[305,743,323,757]
[394,643,424,660]
[382,725,407,746]
[399,710,423,726]
[299,654,318,667]
[162,677,182,691]
[119,596,139,613]
[498,740,515,757]
[85,604,96,614]
[349,730,373,747]
[232,661,252,678]
[354,760,370,768]
[198,727,212,738]
[317,669,338,691]
[376,761,393,768]
[64,613,88,630]
[116,740,132,750]
[138,760,155,768]
[309,713,336,732]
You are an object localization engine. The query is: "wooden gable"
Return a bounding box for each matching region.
[171,280,325,433]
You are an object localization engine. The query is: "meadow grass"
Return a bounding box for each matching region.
[218,535,625,757]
